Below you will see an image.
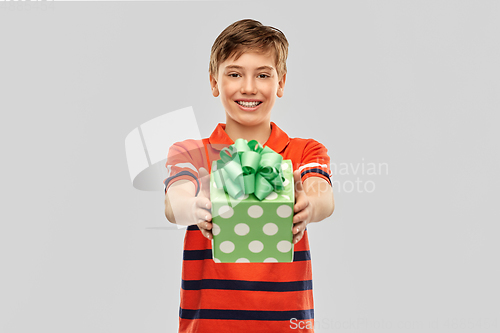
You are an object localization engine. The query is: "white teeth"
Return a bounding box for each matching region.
[237,101,261,107]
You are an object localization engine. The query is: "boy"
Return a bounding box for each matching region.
[164,19,334,333]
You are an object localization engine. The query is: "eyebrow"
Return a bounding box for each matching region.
[224,65,275,71]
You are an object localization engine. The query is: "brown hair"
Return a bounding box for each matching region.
[209,19,289,80]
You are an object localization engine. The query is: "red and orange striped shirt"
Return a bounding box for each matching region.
[164,122,332,333]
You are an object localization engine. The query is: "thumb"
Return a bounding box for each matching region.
[293,169,303,194]
[199,166,209,178]
[198,167,210,197]
[293,169,301,181]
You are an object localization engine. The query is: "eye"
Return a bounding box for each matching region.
[258,74,270,79]
[228,73,241,78]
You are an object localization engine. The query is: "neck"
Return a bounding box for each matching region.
[224,117,272,146]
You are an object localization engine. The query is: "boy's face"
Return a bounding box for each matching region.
[210,50,286,128]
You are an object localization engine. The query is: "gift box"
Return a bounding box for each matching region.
[210,139,295,263]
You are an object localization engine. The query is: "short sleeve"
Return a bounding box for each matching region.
[163,139,207,195]
[299,139,332,186]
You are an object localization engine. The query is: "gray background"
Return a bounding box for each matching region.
[1,1,499,332]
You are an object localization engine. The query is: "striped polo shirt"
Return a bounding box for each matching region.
[164,122,332,333]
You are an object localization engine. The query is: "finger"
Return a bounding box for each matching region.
[292,220,307,235]
[198,167,211,197]
[196,208,212,222]
[197,221,213,240]
[203,228,213,240]
[199,166,209,179]
[293,211,308,225]
[293,169,301,184]
[293,229,305,244]
[294,194,308,213]
[197,220,213,231]
[198,227,213,240]
[293,170,303,193]
[196,196,212,210]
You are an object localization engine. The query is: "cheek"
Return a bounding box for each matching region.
[266,88,278,99]
[262,81,279,95]
[220,83,237,98]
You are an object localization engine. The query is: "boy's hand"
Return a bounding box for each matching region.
[293,170,314,244]
[195,167,213,240]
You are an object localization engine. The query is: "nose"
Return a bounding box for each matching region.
[240,76,257,95]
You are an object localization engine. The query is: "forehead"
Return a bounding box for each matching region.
[220,50,277,71]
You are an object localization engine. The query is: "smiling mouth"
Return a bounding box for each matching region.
[236,101,262,108]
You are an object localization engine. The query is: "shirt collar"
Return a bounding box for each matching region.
[208,121,290,153]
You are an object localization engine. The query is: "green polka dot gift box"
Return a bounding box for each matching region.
[209,139,295,263]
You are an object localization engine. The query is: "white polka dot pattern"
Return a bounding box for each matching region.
[277,205,292,218]
[265,192,278,200]
[264,257,278,263]
[210,159,295,263]
[218,205,234,218]
[247,205,263,218]
[220,241,235,253]
[248,240,264,253]
[277,240,292,253]
[235,258,250,263]
[234,223,250,236]
[263,223,278,236]
[212,223,220,236]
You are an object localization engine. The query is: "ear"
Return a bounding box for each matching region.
[277,72,286,98]
[209,73,219,97]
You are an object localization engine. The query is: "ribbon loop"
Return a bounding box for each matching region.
[212,138,286,200]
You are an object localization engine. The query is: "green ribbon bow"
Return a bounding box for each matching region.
[212,138,285,200]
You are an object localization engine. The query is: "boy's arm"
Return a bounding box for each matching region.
[302,176,335,222]
[164,168,214,239]
[163,140,213,235]
[292,170,334,244]
[164,179,196,224]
